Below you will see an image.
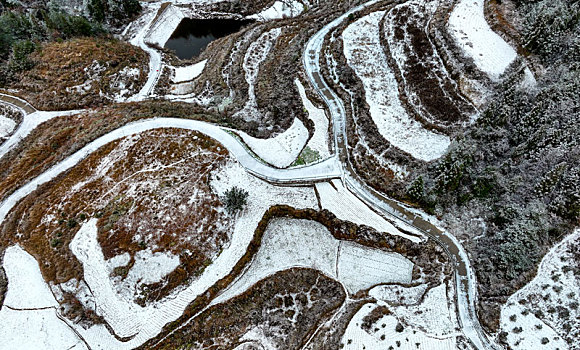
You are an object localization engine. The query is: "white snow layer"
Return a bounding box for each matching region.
[127,249,180,286]
[211,217,413,305]
[2,245,58,309]
[499,229,580,350]
[448,0,517,80]
[342,11,450,161]
[172,60,207,83]
[0,245,87,349]
[315,180,421,242]
[341,302,457,350]
[0,115,16,139]
[248,0,304,21]
[296,78,331,159]
[238,117,310,168]
[338,241,413,293]
[145,4,184,47]
[0,308,87,350]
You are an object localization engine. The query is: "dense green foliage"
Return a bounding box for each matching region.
[409,0,580,327]
[224,186,249,214]
[87,0,141,26]
[520,0,580,62]
[0,0,141,85]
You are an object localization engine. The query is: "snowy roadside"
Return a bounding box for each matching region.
[296,78,331,160]
[316,180,421,242]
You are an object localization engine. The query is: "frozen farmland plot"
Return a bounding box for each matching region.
[211,217,414,306]
[0,246,87,349]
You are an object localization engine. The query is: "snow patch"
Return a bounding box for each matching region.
[0,307,87,350]
[0,245,87,349]
[106,252,131,271]
[238,327,278,350]
[342,11,450,161]
[248,0,304,21]
[338,241,413,293]
[70,219,147,338]
[125,249,180,286]
[2,245,58,309]
[369,283,428,305]
[448,0,517,80]
[172,59,207,83]
[0,115,16,139]
[145,4,185,47]
[238,117,309,168]
[295,78,331,159]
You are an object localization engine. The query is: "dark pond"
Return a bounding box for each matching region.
[165,18,253,60]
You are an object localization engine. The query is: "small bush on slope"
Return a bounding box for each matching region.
[224,186,249,214]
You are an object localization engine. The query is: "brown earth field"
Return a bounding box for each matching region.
[7,38,148,110]
[140,205,452,348]
[0,128,233,309]
[382,2,475,132]
[153,268,345,350]
[0,101,227,203]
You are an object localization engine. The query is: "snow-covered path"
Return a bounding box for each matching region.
[0,110,83,159]
[448,0,517,80]
[0,0,511,348]
[302,1,501,349]
[0,117,340,228]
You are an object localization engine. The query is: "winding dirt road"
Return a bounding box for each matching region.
[0,1,503,348]
[302,1,499,349]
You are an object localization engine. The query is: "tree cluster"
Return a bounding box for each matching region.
[406,0,580,330]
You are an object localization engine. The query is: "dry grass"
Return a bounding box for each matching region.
[154,268,345,350]
[9,38,148,110]
[0,129,232,304]
[0,101,224,204]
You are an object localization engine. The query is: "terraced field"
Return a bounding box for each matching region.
[1,0,574,349]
